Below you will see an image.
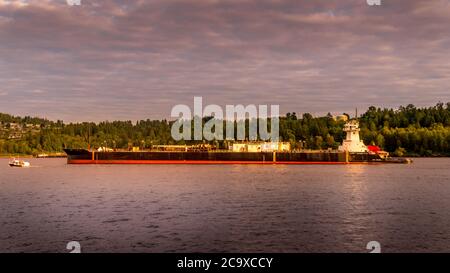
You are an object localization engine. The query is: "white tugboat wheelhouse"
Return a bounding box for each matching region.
[338,120,368,153]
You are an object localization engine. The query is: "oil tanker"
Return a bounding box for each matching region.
[64,121,411,165]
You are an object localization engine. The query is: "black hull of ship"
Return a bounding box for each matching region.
[64,149,382,165]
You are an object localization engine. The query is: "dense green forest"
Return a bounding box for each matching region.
[1,103,450,156]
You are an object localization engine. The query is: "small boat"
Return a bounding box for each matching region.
[8,158,31,168]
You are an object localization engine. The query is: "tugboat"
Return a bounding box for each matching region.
[8,158,31,168]
[338,120,412,164]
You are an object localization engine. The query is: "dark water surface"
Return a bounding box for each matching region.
[1,158,450,253]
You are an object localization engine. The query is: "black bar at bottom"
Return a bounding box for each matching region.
[0,253,447,272]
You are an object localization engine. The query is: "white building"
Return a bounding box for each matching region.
[338,120,368,153]
[247,144,262,152]
[232,143,248,152]
[261,142,290,152]
[231,142,291,152]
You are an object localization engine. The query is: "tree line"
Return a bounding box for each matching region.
[1,102,450,156]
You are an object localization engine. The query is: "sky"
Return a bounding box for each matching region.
[0,0,449,122]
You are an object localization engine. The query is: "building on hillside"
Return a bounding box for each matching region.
[333,115,349,122]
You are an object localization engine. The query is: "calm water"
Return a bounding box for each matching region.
[1,158,450,253]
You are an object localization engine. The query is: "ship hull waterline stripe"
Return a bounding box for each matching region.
[67,159,375,165]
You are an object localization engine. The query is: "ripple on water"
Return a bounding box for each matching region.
[1,158,450,252]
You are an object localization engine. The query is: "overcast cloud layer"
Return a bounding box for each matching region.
[0,0,449,122]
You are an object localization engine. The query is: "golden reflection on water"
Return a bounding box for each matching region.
[2,158,450,252]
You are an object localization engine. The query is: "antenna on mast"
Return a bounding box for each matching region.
[355,108,358,119]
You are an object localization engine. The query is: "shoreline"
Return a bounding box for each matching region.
[0,155,66,159]
[0,155,34,159]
